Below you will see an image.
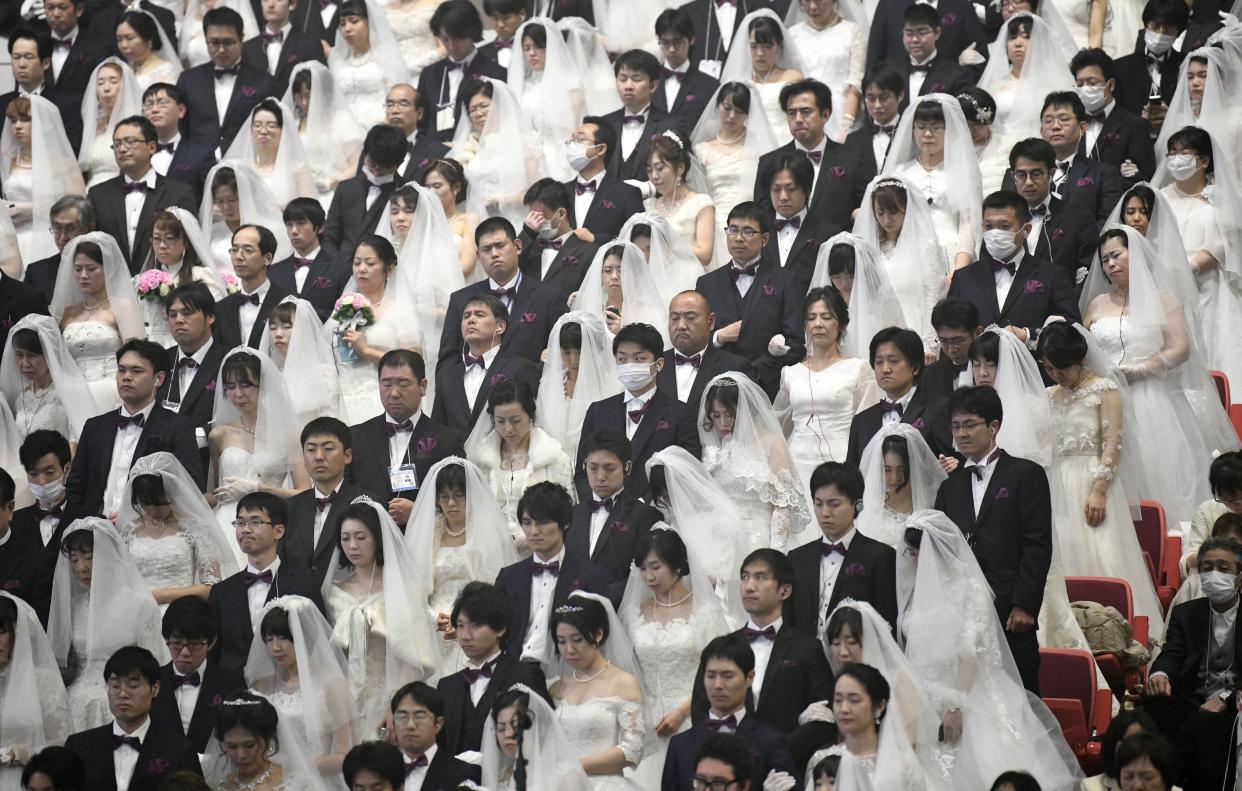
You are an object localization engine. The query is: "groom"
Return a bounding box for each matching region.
[933,386,1052,693]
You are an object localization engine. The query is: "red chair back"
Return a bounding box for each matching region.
[1211,370,1230,409]
[1038,648,1098,718]
[1065,576,1135,620]
[1231,404,1242,444]
[1133,500,1166,588]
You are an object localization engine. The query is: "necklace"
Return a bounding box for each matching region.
[82,297,111,313]
[239,417,256,435]
[716,129,745,145]
[442,523,466,538]
[656,183,685,214]
[572,660,611,683]
[654,589,692,607]
[753,64,778,83]
[231,763,274,790]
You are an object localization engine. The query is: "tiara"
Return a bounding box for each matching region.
[350,494,379,507]
[956,92,994,125]
[873,177,905,190]
[222,699,262,707]
[554,604,585,615]
[660,129,686,150]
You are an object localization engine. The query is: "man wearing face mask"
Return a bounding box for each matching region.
[562,118,644,245]
[1113,0,1188,134]
[516,178,598,303]
[1070,49,1155,185]
[947,191,1080,349]
[4,432,69,625]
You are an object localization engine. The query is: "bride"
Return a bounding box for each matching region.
[2,95,85,264]
[854,424,946,549]
[643,131,715,268]
[806,232,908,359]
[538,312,620,454]
[507,17,581,182]
[720,10,807,147]
[0,592,71,791]
[977,13,1072,158]
[328,0,410,130]
[481,685,591,791]
[259,296,346,426]
[0,314,96,447]
[77,58,142,188]
[223,100,317,209]
[690,82,779,222]
[572,243,670,342]
[284,63,365,204]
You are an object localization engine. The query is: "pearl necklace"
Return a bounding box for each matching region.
[572,660,611,684]
[654,589,692,607]
[231,763,274,790]
[716,130,745,145]
[83,297,111,314]
[442,523,466,538]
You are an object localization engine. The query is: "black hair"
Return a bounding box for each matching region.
[291,66,313,99]
[450,581,512,642]
[202,6,245,38]
[0,468,11,506]
[633,529,691,576]
[103,645,161,685]
[142,81,183,104]
[1113,733,1176,788]
[336,502,386,569]
[911,98,945,125]
[580,116,616,168]
[1167,126,1214,174]
[628,223,652,243]
[559,321,582,351]
[390,183,422,213]
[881,434,911,491]
[483,0,526,14]
[336,0,369,20]
[213,692,279,755]
[0,596,17,637]
[655,7,695,39]
[1070,47,1115,82]
[956,86,996,126]
[747,14,784,46]
[870,179,907,221]
[474,215,517,246]
[114,114,157,143]
[10,328,42,356]
[1098,227,1128,254]
[361,123,409,169]
[60,526,94,556]
[868,327,924,377]
[779,78,832,115]
[283,196,326,228]
[611,322,663,359]
[1009,137,1056,170]
[809,461,865,503]
[522,177,571,214]
[931,297,980,333]
[252,98,283,128]
[115,338,169,375]
[648,132,693,180]
[862,63,906,98]
[825,604,864,645]
[221,349,261,389]
[767,154,814,199]
[693,733,754,786]
[613,49,660,81]
[1142,0,1188,31]
[949,384,1004,425]
[420,158,469,204]
[378,349,426,381]
[430,0,485,41]
[702,378,739,434]
[716,81,752,115]
[300,416,351,450]
[119,12,162,51]
[19,429,71,472]
[259,605,293,642]
[390,681,445,718]
[812,754,842,783]
[741,547,796,589]
[486,379,537,421]
[1035,321,1088,369]
[491,688,531,725]
[233,224,278,259]
[516,481,574,528]
[982,190,1032,223]
[162,595,218,642]
[726,201,771,234]
[520,20,547,48]
[1098,710,1159,778]
[149,211,204,286]
[462,294,509,328]
[1199,536,1242,569]
[1209,451,1242,498]
[835,663,890,729]
[462,80,494,112]
[9,26,52,61]
[908,526,926,550]
[902,3,940,28]
[583,430,633,467]
[549,593,610,652]
[130,474,172,511]
[1006,14,1034,40]
[49,194,96,230]
[803,286,849,337]
[20,746,85,790]
[1041,90,1086,123]
[342,742,406,789]
[1121,184,1156,224]
[828,244,855,278]
[236,491,288,529]
[434,462,467,500]
[354,234,398,272]
[967,330,1000,366]
[211,166,238,198]
[990,771,1043,791]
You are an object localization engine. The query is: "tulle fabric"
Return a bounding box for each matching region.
[0,591,71,768]
[199,691,329,791]
[282,62,366,200]
[0,313,100,438]
[222,101,319,208]
[77,58,143,176]
[480,683,591,791]
[258,296,347,425]
[49,232,145,341]
[617,212,705,306]
[198,160,295,268]
[807,232,908,359]
[507,17,582,182]
[559,17,622,117]
[855,424,946,548]
[572,241,672,346]
[977,13,1074,146]
[211,347,304,482]
[537,311,620,453]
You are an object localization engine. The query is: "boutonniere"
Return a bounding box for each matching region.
[212,694,223,706]
[827,165,847,181]
[312,276,333,289]
[1050,227,1064,241]
[610,521,629,534]
[147,759,172,775]
[941,11,959,23]
[569,579,581,592]
[601,200,616,209]
[563,255,579,267]
[0,317,12,330]
[761,284,777,297]
[656,419,671,430]
[2,579,21,591]
[685,94,696,103]
[242,85,258,98]
[286,53,298,63]
[1103,131,1121,145]
[1024,279,1044,294]
[418,157,431,170]
[911,417,925,429]
[1075,176,1094,187]
[488,373,508,386]
[996,487,1010,499]
[779,659,797,669]
[844,563,866,577]
[803,239,820,250]
[204,380,217,392]
[521,312,538,323]
[175,164,191,172]
[416,437,438,455]
[929,83,946,93]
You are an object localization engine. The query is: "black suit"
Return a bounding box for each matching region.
[493,552,615,657]
[175,61,274,154]
[88,174,197,272]
[846,123,895,173]
[1083,104,1155,185]
[431,352,543,435]
[0,509,57,625]
[50,31,108,106]
[784,532,899,637]
[574,389,701,501]
[516,229,598,304]
[655,345,756,408]
[564,173,645,245]
[1003,154,1122,228]
[156,340,226,433]
[867,0,986,69]
[651,64,719,130]
[1149,598,1242,719]
[162,138,217,197]
[761,210,841,297]
[347,413,463,506]
[845,388,954,466]
[946,248,1081,338]
[207,562,325,673]
[22,253,60,303]
[934,450,1053,693]
[267,249,350,323]
[438,277,567,370]
[240,28,325,96]
[416,54,509,141]
[322,174,402,257]
[0,273,49,350]
[66,405,206,518]
[151,660,245,753]
[683,0,776,64]
[566,491,661,596]
[214,280,292,350]
[279,479,374,589]
[1025,195,1096,284]
[418,749,481,790]
[402,134,451,182]
[920,355,969,400]
[663,715,795,791]
[1114,40,1184,114]
[89,1,178,54]
[437,653,551,756]
[603,106,679,182]
[755,140,875,233]
[895,53,977,109]
[64,719,202,791]
[694,260,805,397]
[526,0,594,21]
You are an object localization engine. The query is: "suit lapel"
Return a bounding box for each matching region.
[760,627,791,701]
[134,407,166,460]
[180,344,222,411]
[972,453,1009,529]
[629,393,664,458]
[1000,257,1037,317]
[314,490,351,559]
[135,179,165,251]
[970,259,1002,317]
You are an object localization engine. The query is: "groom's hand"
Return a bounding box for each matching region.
[1006,606,1035,633]
[387,497,413,526]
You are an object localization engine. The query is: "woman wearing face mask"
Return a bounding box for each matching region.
[0,316,96,447]
[259,297,346,427]
[1155,49,1242,179]
[0,592,71,791]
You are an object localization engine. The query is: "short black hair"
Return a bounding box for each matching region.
[930,298,980,333]
[121,12,163,51]
[693,733,754,786]
[462,293,509,328]
[809,461,864,503]
[1035,321,1088,369]
[516,481,573,528]
[741,547,795,589]
[1142,0,1188,31]
[362,123,409,169]
[165,281,217,318]
[116,337,169,375]
[1009,137,1056,170]
[474,215,517,246]
[1200,536,1242,568]
[335,502,386,569]
[115,115,157,143]
[487,379,537,420]
[767,154,814,199]
[522,177,570,214]
[967,330,1000,366]
[803,286,849,335]
[0,468,12,505]
[282,196,326,228]
[378,348,426,381]
[9,26,52,61]
[103,645,161,685]
[655,7,695,40]
[430,0,485,40]
[549,593,610,653]
[613,49,660,81]
[1098,710,1159,779]
[779,78,832,115]
[300,416,351,450]
[581,116,617,168]
[449,581,512,642]
[1209,451,1242,498]
[19,429,71,471]
[236,490,287,528]
[142,81,184,105]
[1042,90,1086,123]
[612,322,663,358]
[342,741,406,789]
[162,595,217,641]
[390,681,445,718]
[1070,47,1115,82]
[868,327,924,377]
[633,528,690,575]
[234,224,277,258]
[583,430,632,468]
[202,6,244,37]
[20,746,85,790]
[862,62,906,97]
[982,190,1032,223]
[726,201,771,234]
[949,384,1004,425]
[902,3,940,27]
[1113,733,1176,788]
[700,633,755,675]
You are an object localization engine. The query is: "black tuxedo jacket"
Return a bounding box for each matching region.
[1114,39,1184,113]
[516,229,598,304]
[279,479,374,589]
[663,715,796,791]
[845,388,954,466]
[655,345,756,408]
[430,352,543,435]
[267,249,350,323]
[574,389,701,501]
[402,134,451,182]
[603,105,679,182]
[526,0,594,21]
[438,277,567,370]
[0,273,49,350]
[421,750,481,790]
[566,492,661,593]
[0,510,56,625]
[23,254,59,303]
[89,1,178,54]
[65,405,206,517]
[1152,597,1242,705]
[215,280,292,350]
[946,248,1081,336]
[322,174,402,257]
[163,138,217,197]
[564,173,645,245]
[493,552,615,655]
[175,61,274,154]
[1003,155,1123,228]
[755,139,875,233]
[0,87,82,152]
[207,562,325,673]
[933,450,1053,618]
[784,532,898,637]
[88,174,197,272]
[156,341,226,431]
[867,0,986,70]
[1027,194,1096,282]
[1083,105,1155,185]
[694,260,805,397]
[895,53,977,109]
[683,0,776,63]
[152,660,246,752]
[65,719,202,791]
[51,32,108,105]
[920,355,968,400]
[240,28,325,96]
[416,55,509,141]
[473,40,508,73]
[651,64,719,130]
[845,122,898,173]
[760,210,841,297]
[436,653,551,756]
[347,412,463,504]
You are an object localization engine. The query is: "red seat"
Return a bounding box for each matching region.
[1066,576,1149,696]
[1212,370,1230,408]
[1039,647,1111,776]
[1132,500,1180,612]
[1231,404,1242,443]
[1042,698,1092,770]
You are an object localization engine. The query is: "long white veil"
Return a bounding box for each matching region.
[720,9,809,84]
[77,57,143,175]
[480,683,591,791]
[855,423,947,547]
[281,62,366,197]
[210,347,304,481]
[258,296,346,424]
[1154,48,1242,169]
[617,212,705,306]
[980,326,1054,466]
[0,313,100,438]
[222,101,318,208]
[558,17,621,116]
[0,95,85,262]
[0,591,71,757]
[49,232,145,341]
[541,591,641,682]
[537,311,620,453]
[200,691,329,791]
[507,17,581,182]
[324,0,410,87]
[198,160,294,266]
[573,242,672,346]
[978,13,1073,143]
[808,231,908,359]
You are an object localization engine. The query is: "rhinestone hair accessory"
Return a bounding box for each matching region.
[222,699,263,707]
[956,92,994,125]
[554,604,585,615]
[873,177,906,190]
[660,129,687,150]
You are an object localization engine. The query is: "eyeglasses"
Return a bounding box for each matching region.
[143,98,175,109]
[1215,495,1242,508]
[936,335,971,349]
[251,122,280,132]
[151,234,182,247]
[231,519,273,529]
[49,222,81,237]
[724,226,761,239]
[166,639,209,653]
[692,778,739,791]
[950,420,989,433]
[392,711,434,724]
[658,37,687,48]
[111,137,148,150]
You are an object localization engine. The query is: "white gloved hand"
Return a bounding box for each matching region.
[797,700,836,725]
[1075,266,1089,285]
[763,771,798,791]
[1219,10,1239,26]
[768,334,790,356]
[958,43,986,66]
[215,476,259,503]
[20,0,46,19]
[1120,160,1139,178]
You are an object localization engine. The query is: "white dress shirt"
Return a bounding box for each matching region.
[263,23,291,75]
[880,386,917,426]
[38,506,62,546]
[443,53,476,109]
[320,0,338,30]
[872,118,897,171]
[112,716,152,791]
[574,172,602,225]
[292,245,320,292]
[588,490,621,556]
[620,105,651,161]
[104,400,156,514]
[386,412,417,468]
[994,247,1025,308]
[730,255,760,298]
[1052,152,1076,191]
[540,231,572,278]
[1085,100,1113,153]
[173,660,205,731]
[214,62,239,123]
[403,743,438,791]
[364,171,395,210]
[487,272,521,311]
[965,446,1002,516]
[818,528,856,632]
[953,362,973,391]
[237,279,271,344]
[245,556,280,626]
[123,168,157,247]
[51,28,77,79]
[1025,198,1050,255]
[674,344,708,403]
[662,61,688,108]
[312,480,344,549]
[173,337,214,403]
[463,344,500,410]
[521,545,566,661]
[466,649,502,706]
[747,617,782,704]
[623,388,655,441]
[714,1,738,49]
[908,51,937,100]
[151,133,179,176]
[775,208,807,266]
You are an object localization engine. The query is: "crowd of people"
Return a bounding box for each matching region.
[1,0,1242,788]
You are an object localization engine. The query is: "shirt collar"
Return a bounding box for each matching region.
[127,169,157,189]
[823,527,856,550]
[627,104,651,118]
[53,28,77,45]
[247,555,280,576]
[779,207,808,224]
[911,50,937,67]
[180,337,214,364]
[479,344,501,368]
[489,271,521,291]
[0,529,10,548]
[796,137,827,156]
[161,132,181,148]
[299,245,321,261]
[406,743,438,769]
[625,385,656,405]
[709,705,746,725]
[534,545,567,567]
[579,171,602,188]
[469,649,503,670]
[663,61,689,76]
[121,400,157,421]
[242,279,271,299]
[448,51,476,69]
[965,446,1001,470]
[113,716,152,741]
[745,616,783,635]
[887,385,916,409]
[314,480,344,499]
[268,21,292,37]
[175,658,206,678]
[1058,152,1077,169]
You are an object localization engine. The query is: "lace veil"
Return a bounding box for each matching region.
[808,231,908,359]
[0,313,100,436]
[77,57,143,172]
[49,232,145,341]
[0,591,71,755]
[258,296,346,424]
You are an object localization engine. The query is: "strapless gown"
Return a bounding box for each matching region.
[62,320,122,410]
[555,696,646,790]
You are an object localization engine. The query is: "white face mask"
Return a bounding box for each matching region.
[1144,30,1175,56]
[982,228,1020,260]
[565,140,596,172]
[1200,570,1240,605]
[1166,153,1201,181]
[616,361,656,392]
[1075,84,1108,113]
[537,219,557,239]
[28,477,65,508]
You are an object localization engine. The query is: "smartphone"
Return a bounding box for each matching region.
[605,305,621,316]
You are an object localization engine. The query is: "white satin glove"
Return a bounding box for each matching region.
[797,700,836,725]
[215,476,259,503]
[763,771,798,791]
[958,43,986,66]
[20,0,45,18]
[1120,159,1139,179]
[767,334,790,356]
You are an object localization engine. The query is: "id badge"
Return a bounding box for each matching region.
[436,104,456,133]
[162,398,181,414]
[698,59,723,80]
[194,426,208,449]
[390,464,418,494]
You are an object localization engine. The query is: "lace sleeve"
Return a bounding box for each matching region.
[846,24,866,91]
[1093,380,1122,487]
[38,669,72,746]
[616,699,646,768]
[188,529,223,585]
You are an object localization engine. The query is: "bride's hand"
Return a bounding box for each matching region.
[940,709,963,744]
[215,476,258,502]
[1084,489,1107,526]
[655,701,691,737]
[938,454,959,474]
[343,328,369,354]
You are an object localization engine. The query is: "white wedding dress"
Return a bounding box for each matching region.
[121,522,223,614]
[326,310,404,425]
[4,165,36,264]
[877,235,945,356]
[62,320,122,410]
[13,384,75,445]
[386,0,443,76]
[780,358,876,484]
[429,544,472,674]
[643,192,714,261]
[891,159,972,267]
[629,615,699,785]
[694,140,758,226]
[324,586,389,734]
[787,20,865,141]
[703,441,805,552]
[555,697,646,791]
[84,132,120,188]
[333,51,389,130]
[755,82,793,147]
[264,683,334,758]
[65,596,111,732]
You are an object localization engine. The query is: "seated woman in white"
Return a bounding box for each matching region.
[572,242,671,344]
[538,312,620,455]
[199,163,293,274]
[642,132,715,269]
[78,58,142,188]
[0,314,96,447]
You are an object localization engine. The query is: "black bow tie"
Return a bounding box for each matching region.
[178,356,199,369]
[37,503,63,520]
[261,30,284,44]
[315,492,335,511]
[122,180,148,195]
[404,754,429,775]
[239,292,261,306]
[1029,204,1048,217]
[803,149,823,165]
[386,419,413,436]
[213,64,240,79]
[623,114,646,125]
[464,353,485,370]
[1146,52,1167,67]
[113,734,141,751]
[968,449,1001,479]
[742,625,776,642]
[538,238,563,250]
[53,38,74,50]
[879,400,904,417]
[704,714,738,732]
[116,413,145,429]
[293,256,313,268]
[461,658,498,685]
[174,671,201,689]
[590,497,615,512]
[490,285,515,300]
[1086,111,1105,123]
[910,62,932,72]
[628,401,650,424]
[494,37,514,48]
[244,568,274,587]
[774,215,801,232]
[822,541,846,557]
[876,123,896,135]
[532,560,560,576]
[991,259,1016,276]
[1055,160,1071,175]
[155,141,174,154]
[675,352,701,368]
[575,180,597,195]
[714,0,737,6]
[661,66,686,80]
[730,263,758,281]
[445,60,466,71]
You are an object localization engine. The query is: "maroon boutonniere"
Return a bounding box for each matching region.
[416,437,438,455]
[610,521,629,534]
[0,316,12,330]
[930,83,946,93]
[828,165,846,180]
[1103,132,1121,145]
[286,54,298,63]
[175,164,191,172]
[212,694,223,706]
[911,417,925,429]
[941,11,959,23]
[488,373,508,386]
[563,255,579,267]
[1050,227,1064,241]
[521,312,538,323]
[312,276,333,289]
[418,157,431,169]
[996,487,1011,499]
[1075,176,1094,187]
[844,563,866,577]
[205,380,217,392]
[1024,279,1044,294]
[2,579,21,591]
[779,659,797,669]
[685,94,696,103]
[656,419,671,430]
[569,579,581,592]
[761,284,777,297]
[242,85,258,98]
[601,200,616,209]
[147,759,172,775]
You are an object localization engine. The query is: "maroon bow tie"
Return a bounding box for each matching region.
[879,400,904,417]
[116,413,145,429]
[876,123,896,135]
[155,141,174,154]
[174,670,201,689]
[113,734,141,751]
[404,754,429,775]
[53,38,74,50]
[574,180,597,195]
[623,114,645,125]
[464,353,485,369]
[261,30,284,44]
[774,216,801,231]
[628,402,650,424]
[991,259,1016,276]
[494,37,514,48]
[730,263,758,281]
[240,292,261,306]
[822,541,846,557]
[293,257,314,268]
[176,356,199,370]
[490,285,515,300]
[532,560,560,576]
[590,497,615,512]
[244,568,274,587]
[704,714,737,732]
[910,62,931,72]
[122,180,148,194]
[315,492,335,511]
[462,658,498,684]
[538,238,563,250]
[214,64,241,78]
[968,449,1002,480]
[386,419,413,436]
[661,66,686,80]
[714,0,737,6]
[742,625,775,641]
[675,352,701,368]
[1029,204,1048,217]
[445,60,465,71]
[803,149,823,165]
